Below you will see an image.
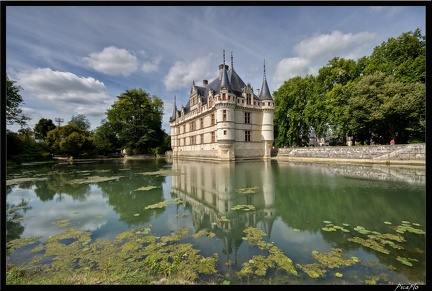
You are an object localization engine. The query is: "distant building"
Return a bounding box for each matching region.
[169,51,274,161]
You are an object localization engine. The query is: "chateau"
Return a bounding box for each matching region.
[169,51,274,161]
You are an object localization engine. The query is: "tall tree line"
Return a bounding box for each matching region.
[274,29,425,147]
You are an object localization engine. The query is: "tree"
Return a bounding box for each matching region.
[274,75,316,147]
[347,72,425,144]
[92,119,120,155]
[46,124,94,157]
[34,118,56,141]
[68,114,91,132]
[106,88,164,154]
[314,57,361,143]
[363,28,425,84]
[6,75,31,128]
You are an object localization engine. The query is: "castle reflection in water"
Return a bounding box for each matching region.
[170,159,276,261]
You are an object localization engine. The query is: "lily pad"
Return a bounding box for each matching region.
[235,187,259,194]
[134,185,160,191]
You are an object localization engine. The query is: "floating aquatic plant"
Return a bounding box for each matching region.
[235,187,259,194]
[322,227,337,232]
[145,198,184,209]
[192,229,215,239]
[335,272,343,277]
[145,200,169,209]
[396,256,413,266]
[6,177,48,186]
[236,227,298,280]
[51,219,71,228]
[311,248,358,269]
[134,185,160,191]
[231,204,256,211]
[69,176,124,184]
[348,237,390,254]
[296,263,326,279]
[137,169,181,176]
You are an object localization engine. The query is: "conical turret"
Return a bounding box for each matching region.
[259,60,273,100]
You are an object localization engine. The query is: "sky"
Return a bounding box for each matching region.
[4,4,426,134]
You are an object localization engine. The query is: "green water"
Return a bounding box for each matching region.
[5,158,426,284]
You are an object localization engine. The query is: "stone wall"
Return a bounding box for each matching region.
[272,144,426,166]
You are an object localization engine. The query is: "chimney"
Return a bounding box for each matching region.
[203,80,208,86]
[256,89,260,96]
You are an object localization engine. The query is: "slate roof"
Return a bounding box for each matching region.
[170,51,273,122]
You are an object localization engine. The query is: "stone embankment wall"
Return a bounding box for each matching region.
[272,144,425,166]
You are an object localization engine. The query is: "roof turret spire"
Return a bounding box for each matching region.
[231,51,233,70]
[259,59,273,100]
[219,49,233,93]
[170,95,178,122]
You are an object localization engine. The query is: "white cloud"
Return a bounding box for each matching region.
[294,31,376,64]
[142,56,162,73]
[273,57,311,90]
[12,68,113,128]
[82,46,138,76]
[163,55,213,91]
[15,68,110,103]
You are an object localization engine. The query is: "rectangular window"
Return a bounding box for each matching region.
[245,112,250,124]
[245,130,251,142]
[183,125,186,133]
[246,94,251,105]
[211,114,215,125]
[200,134,204,144]
[200,118,204,129]
[223,110,227,121]
[224,130,227,135]
[190,136,196,145]
[211,131,216,142]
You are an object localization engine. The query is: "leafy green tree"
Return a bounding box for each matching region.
[106,88,164,154]
[363,28,425,84]
[314,57,361,142]
[34,118,56,141]
[274,75,316,147]
[68,114,91,132]
[6,127,51,163]
[92,119,120,155]
[46,124,94,157]
[6,75,31,128]
[347,72,425,144]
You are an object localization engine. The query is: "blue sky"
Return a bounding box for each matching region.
[5,4,426,134]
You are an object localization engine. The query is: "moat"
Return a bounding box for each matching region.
[6,159,426,284]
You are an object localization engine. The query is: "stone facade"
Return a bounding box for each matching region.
[272,144,426,166]
[169,51,274,161]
